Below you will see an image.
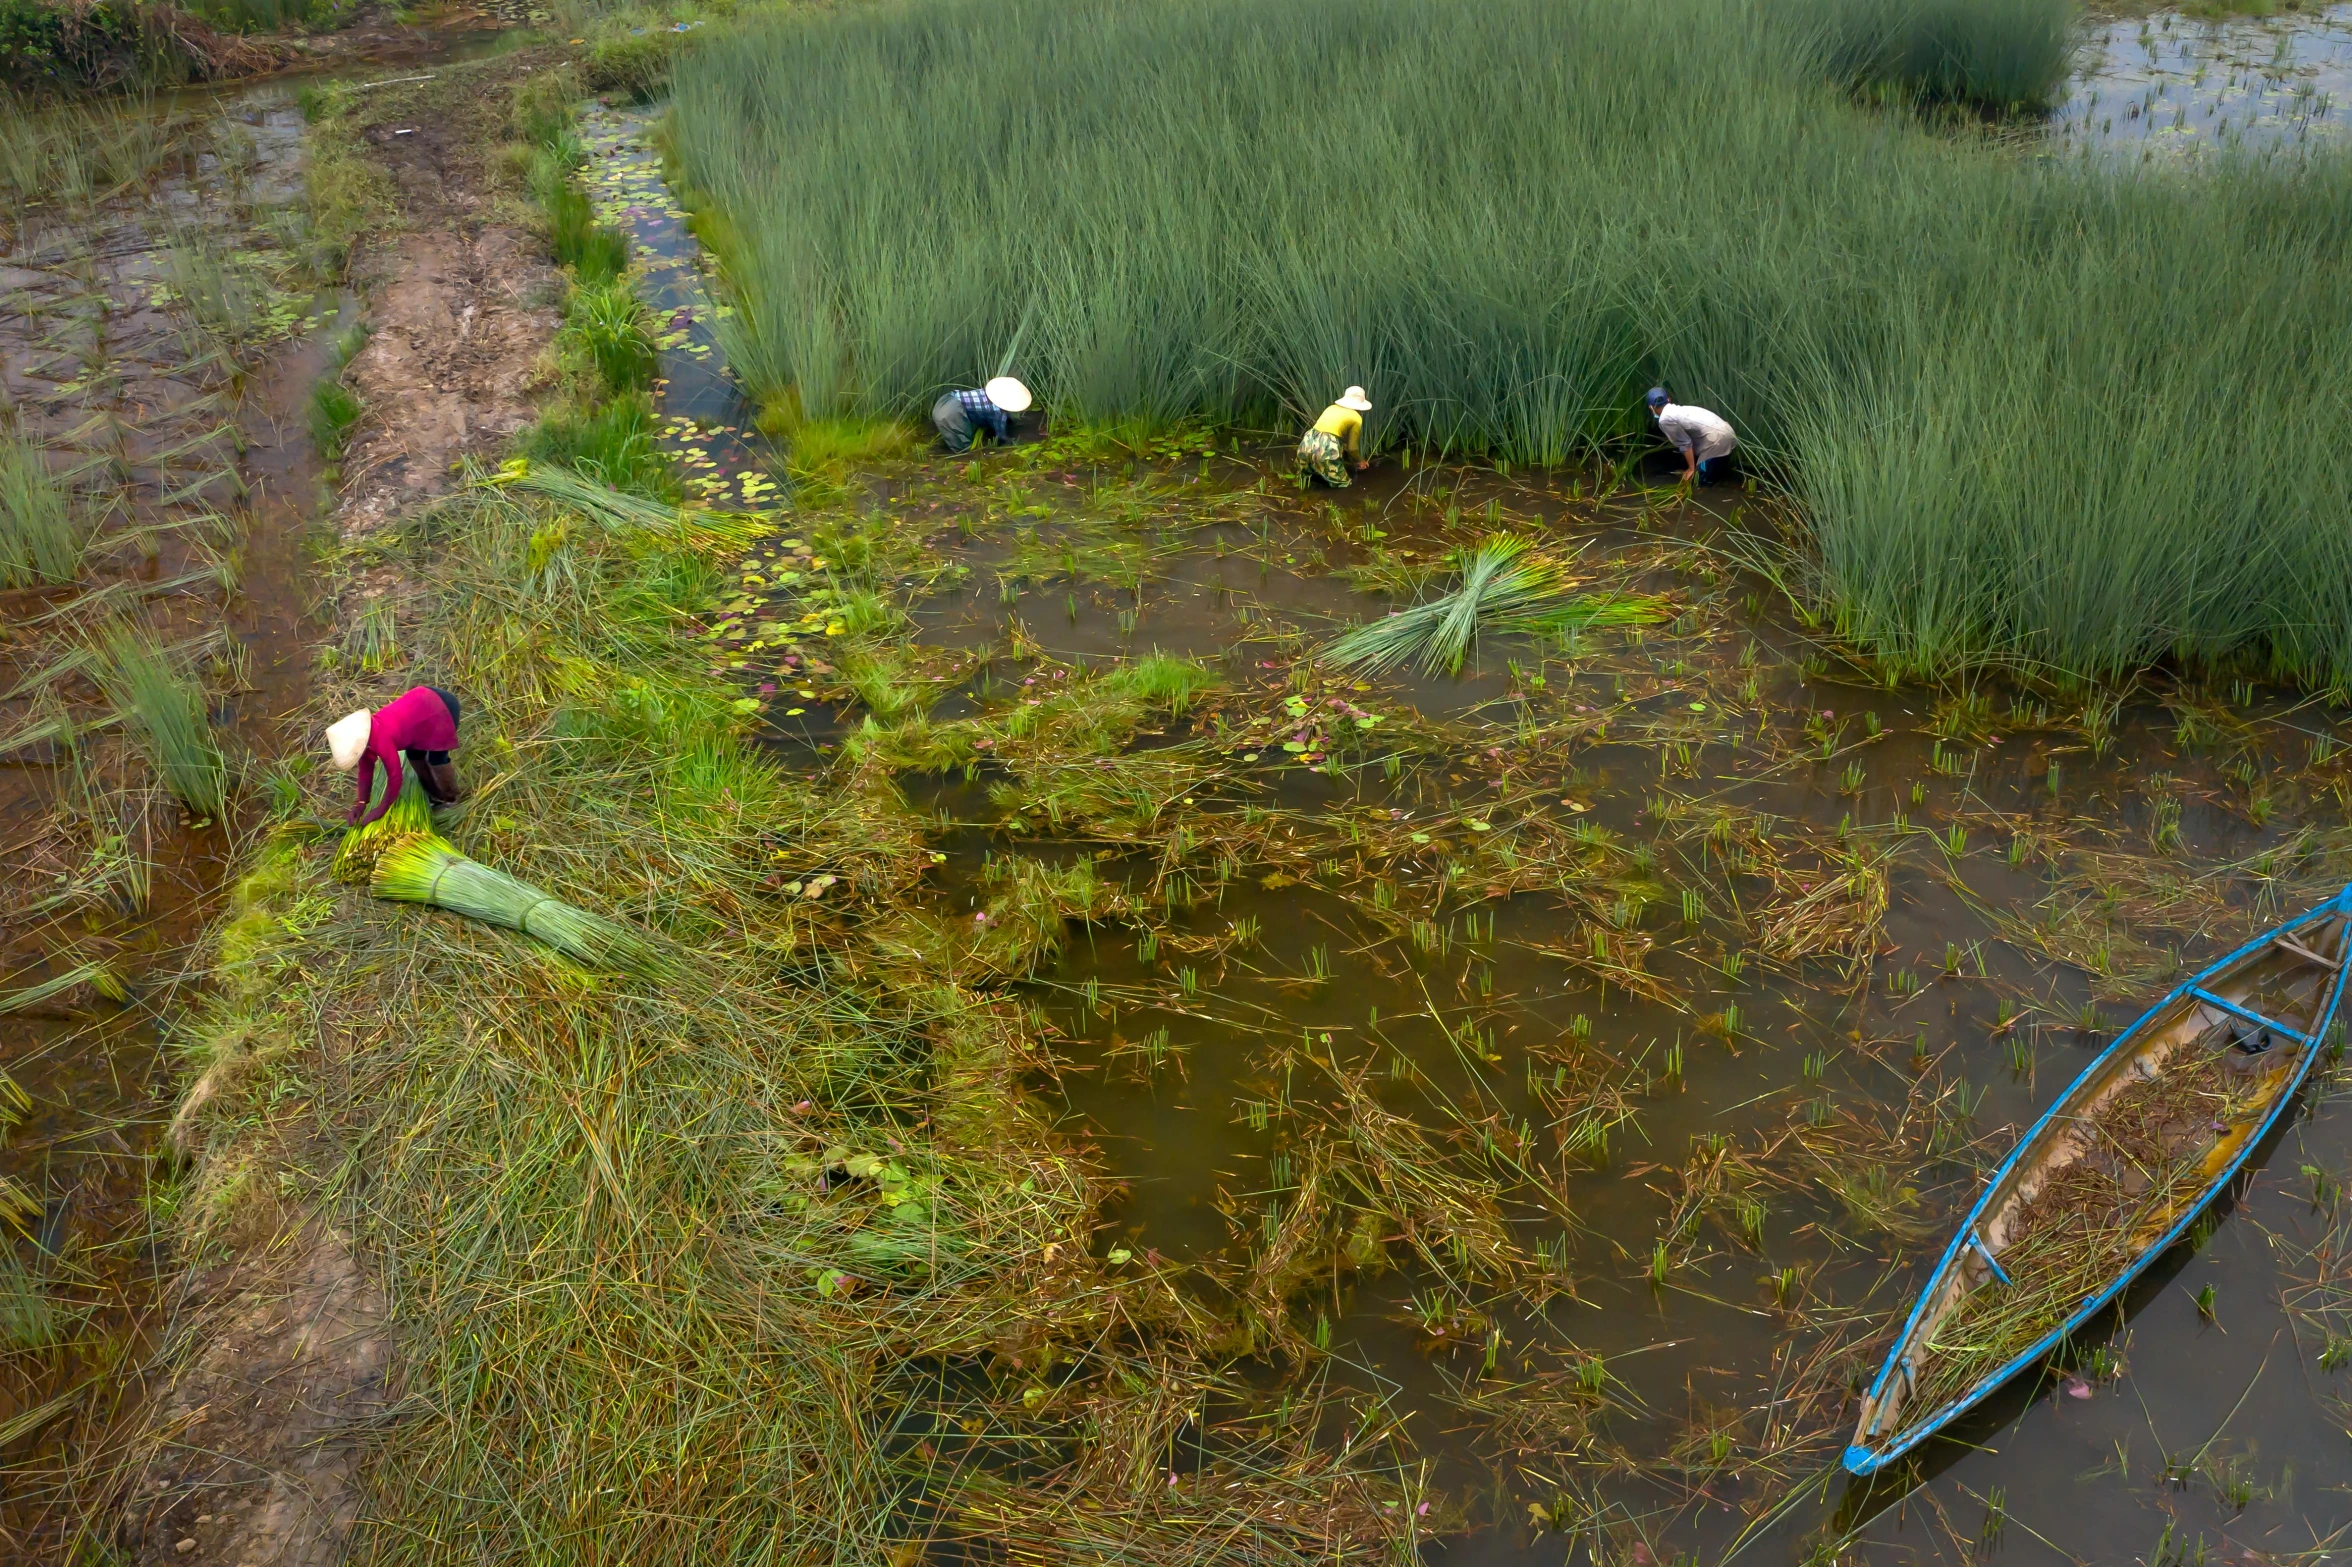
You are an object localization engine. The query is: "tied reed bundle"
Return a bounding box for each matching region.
[332,774,435,881]
[371,834,667,978]
[1322,534,1665,677]
[494,458,683,532]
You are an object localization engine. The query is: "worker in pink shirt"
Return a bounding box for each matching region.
[326,686,464,826]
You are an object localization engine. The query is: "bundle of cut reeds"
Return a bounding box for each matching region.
[332,774,436,881]
[1322,534,1665,677]
[370,833,667,978]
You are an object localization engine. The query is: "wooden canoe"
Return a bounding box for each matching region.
[1844,888,2351,1476]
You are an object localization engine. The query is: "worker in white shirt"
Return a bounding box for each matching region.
[1646,387,1738,487]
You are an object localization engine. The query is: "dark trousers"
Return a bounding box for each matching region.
[1695,454,1734,487]
[405,748,456,801]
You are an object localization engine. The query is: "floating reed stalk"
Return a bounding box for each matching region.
[1322,534,1664,677]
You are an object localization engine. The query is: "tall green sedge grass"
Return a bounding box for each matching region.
[0,431,89,587]
[87,620,225,818]
[1795,0,2081,110]
[670,0,2352,685]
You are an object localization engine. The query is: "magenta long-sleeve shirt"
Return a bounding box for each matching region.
[351,686,459,825]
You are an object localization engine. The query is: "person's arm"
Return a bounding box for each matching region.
[1662,416,1696,479]
[1346,414,1367,469]
[348,749,377,826]
[353,748,405,827]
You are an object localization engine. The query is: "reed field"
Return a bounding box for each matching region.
[667,0,2352,686]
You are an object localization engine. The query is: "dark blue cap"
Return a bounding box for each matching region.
[1645,386,1670,408]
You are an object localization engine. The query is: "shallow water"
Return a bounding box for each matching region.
[0,77,354,1553]
[2057,4,2352,155]
[590,95,2352,1565]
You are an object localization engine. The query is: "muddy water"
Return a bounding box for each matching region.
[0,81,337,1550]
[592,104,2352,1563]
[2058,3,2352,154]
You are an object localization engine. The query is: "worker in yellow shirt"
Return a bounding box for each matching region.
[1296,386,1373,487]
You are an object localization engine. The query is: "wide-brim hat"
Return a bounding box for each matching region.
[326,709,372,772]
[1338,385,1372,412]
[984,376,1033,413]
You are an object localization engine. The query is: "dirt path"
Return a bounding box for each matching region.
[335,63,561,534]
[117,55,560,1567]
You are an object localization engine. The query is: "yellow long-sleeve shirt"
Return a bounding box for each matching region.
[1312,404,1363,458]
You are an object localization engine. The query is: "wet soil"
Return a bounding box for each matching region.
[334,56,562,533]
[0,37,557,1566]
[0,81,343,1558]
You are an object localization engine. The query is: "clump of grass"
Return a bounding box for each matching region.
[0,960,128,1015]
[1323,535,1665,678]
[0,1249,60,1351]
[163,235,263,358]
[766,412,922,480]
[0,431,90,588]
[584,25,680,101]
[0,90,179,205]
[563,275,656,393]
[1794,0,2077,112]
[541,173,628,281]
[310,316,369,460]
[87,620,225,818]
[309,379,362,460]
[519,393,679,501]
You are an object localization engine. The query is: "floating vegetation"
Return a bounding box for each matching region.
[1321,534,1664,677]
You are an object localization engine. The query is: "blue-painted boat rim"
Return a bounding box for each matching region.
[1842,886,2352,1478]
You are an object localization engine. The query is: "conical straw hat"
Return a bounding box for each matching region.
[326,709,372,771]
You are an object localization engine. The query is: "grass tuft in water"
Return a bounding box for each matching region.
[87,620,225,818]
[0,431,90,588]
[563,276,656,393]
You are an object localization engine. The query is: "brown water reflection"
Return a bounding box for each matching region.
[929,471,2352,1562]
[0,85,333,1554]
